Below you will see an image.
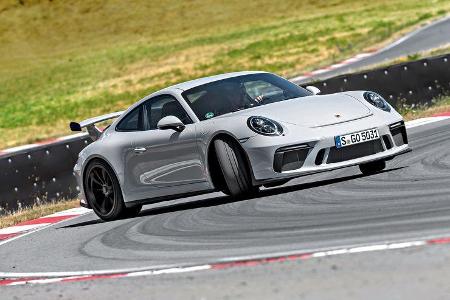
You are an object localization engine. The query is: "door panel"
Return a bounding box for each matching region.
[122,94,208,202]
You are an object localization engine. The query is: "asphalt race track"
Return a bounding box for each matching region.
[1,118,450,298]
[292,16,450,84]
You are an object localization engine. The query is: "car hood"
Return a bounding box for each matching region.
[227,93,372,127]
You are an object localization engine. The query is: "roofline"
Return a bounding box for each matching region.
[162,71,268,92]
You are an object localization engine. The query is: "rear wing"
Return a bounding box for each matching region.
[69,111,124,141]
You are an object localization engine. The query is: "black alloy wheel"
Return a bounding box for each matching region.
[84,160,141,221]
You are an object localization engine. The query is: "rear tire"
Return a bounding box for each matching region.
[214,138,257,197]
[84,160,139,221]
[359,160,386,175]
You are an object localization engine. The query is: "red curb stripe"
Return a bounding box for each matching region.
[211,252,314,270]
[432,112,450,117]
[0,277,39,286]
[427,237,450,244]
[61,273,127,283]
[288,253,313,260]
[0,233,19,241]
[18,215,78,226]
[262,256,288,263]
[211,260,261,270]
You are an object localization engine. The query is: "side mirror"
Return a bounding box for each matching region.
[305,86,321,95]
[157,116,185,132]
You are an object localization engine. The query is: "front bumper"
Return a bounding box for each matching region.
[242,117,410,184]
[73,162,90,208]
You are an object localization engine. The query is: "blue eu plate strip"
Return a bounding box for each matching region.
[335,136,342,148]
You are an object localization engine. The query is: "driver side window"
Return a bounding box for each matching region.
[244,80,283,99]
[143,95,192,130]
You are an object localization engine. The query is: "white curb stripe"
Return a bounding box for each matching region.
[0,224,49,235]
[1,236,449,286]
[47,207,90,217]
[405,116,450,128]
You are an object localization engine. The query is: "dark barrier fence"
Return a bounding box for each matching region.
[0,136,92,213]
[0,53,449,214]
[306,53,450,107]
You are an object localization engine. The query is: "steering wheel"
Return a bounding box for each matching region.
[254,95,265,104]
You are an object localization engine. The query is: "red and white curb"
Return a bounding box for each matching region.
[1,236,450,286]
[0,207,90,245]
[290,51,376,82]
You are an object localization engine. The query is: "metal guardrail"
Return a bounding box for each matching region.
[0,53,449,214]
[0,135,92,213]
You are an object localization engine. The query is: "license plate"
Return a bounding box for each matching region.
[335,128,380,148]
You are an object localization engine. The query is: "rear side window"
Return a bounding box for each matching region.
[116,106,143,131]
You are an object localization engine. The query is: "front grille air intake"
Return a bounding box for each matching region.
[327,140,383,164]
[382,135,393,150]
[389,121,408,146]
[273,144,311,172]
[315,149,326,165]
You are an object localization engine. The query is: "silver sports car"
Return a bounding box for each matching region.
[71,71,410,220]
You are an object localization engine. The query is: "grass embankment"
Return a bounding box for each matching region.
[1,0,449,149]
[0,199,79,229]
[401,96,450,120]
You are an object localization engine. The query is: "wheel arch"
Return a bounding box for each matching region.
[81,154,124,202]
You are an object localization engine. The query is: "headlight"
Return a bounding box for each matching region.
[247,116,283,136]
[363,91,391,112]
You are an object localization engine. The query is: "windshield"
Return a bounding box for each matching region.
[181,73,312,121]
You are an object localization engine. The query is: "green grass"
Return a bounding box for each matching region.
[399,95,450,120]
[1,0,449,149]
[0,199,79,228]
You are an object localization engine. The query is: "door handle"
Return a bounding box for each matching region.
[133,147,147,153]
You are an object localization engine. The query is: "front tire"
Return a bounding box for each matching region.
[84,160,141,221]
[214,138,257,197]
[359,159,386,175]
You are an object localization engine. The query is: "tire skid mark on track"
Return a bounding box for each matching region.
[1,236,449,286]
